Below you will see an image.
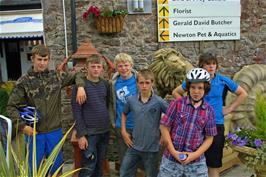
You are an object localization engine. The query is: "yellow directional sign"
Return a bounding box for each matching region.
[158,0,168,4]
[159,30,169,41]
[159,18,169,29]
[158,6,169,17]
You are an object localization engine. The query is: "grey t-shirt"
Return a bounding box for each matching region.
[123,94,168,152]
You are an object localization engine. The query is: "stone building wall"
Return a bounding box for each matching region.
[41,0,266,161]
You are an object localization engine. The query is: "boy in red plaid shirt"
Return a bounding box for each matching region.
[158,68,217,177]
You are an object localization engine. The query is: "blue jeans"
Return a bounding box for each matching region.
[158,156,208,177]
[25,128,63,175]
[79,131,109,177]
[120,148,159,177]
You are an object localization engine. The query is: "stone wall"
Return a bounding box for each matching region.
[41,0,266,161]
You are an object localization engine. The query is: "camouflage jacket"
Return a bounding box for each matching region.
[7,68,85,134]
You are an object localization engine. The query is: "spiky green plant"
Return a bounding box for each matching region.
[254,91,266,140]
[0,122,80,177]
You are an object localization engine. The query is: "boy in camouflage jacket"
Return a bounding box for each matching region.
[6,44,86,175]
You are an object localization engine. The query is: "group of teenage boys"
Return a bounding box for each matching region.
[6,44,247,177]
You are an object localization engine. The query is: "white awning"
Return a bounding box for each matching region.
[0,10,43,39]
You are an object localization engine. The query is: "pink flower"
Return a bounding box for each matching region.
[82,6,101,21]
[83,5,101,22]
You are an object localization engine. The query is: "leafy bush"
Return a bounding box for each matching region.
[0,81,16,95]
[254,91,266,139]
[0,89,9,116]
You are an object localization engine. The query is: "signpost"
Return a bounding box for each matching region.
[157,0,241,42]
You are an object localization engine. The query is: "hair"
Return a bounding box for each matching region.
[114,53,133,68]
[186,80,211,95]
[31,44,50,58]
[137,68,154,83]
[198,51,219,69]
[85,54,104,66]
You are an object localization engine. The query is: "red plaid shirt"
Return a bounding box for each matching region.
[161,96,217,162]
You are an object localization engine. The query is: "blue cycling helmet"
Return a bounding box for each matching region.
[19,106,41,125]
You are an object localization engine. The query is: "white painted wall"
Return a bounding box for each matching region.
[20,44,32,75]
[0,42,8,82]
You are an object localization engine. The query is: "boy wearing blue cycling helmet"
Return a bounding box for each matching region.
[172,51,247,177]
[6,44,86,176]
[158,68,217,177]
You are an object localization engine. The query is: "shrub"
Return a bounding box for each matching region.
[0,89,9,116]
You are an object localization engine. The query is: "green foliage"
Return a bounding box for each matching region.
[0,81,16,116]
[227,91,266,172]
[0,81,16,95]
[0,124,80,177]
[243,91,266,171]
[100,6,128,17]
[0,89,9,116]
[101,6,113,17]
[245,143,266,172]
[112,9,128,16]
[254,91,266,139]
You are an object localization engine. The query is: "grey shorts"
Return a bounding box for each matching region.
[158,156,208,177]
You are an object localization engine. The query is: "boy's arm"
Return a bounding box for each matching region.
[58,71,86,104]
[160,124,181,161]
[183,136,213,165]
[71,86,87,138]
[75,72,86,104]
[6,83,35,136]
[121,112,133,147]
[172,85,186,99]
[108,81,115,128]
[106,80,110,109]
[160,97,169,113]
[182,106,216,164]
[223,85,247,116]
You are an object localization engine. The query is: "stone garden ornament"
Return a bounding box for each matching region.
[149,48,193,98]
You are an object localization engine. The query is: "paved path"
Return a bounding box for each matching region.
[221,164,253,177]
[63,162,254,177]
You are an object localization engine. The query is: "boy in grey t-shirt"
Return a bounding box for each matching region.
[120,69,169,177]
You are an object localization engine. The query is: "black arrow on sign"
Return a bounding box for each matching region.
[159,18,169,28]
[162,0,167,4]
[159,6,169,16]
[160,31,169,41]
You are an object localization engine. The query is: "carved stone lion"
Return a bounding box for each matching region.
[149,48,193,97]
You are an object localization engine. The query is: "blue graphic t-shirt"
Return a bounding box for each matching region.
[182,73,238,124]
[115,75,138,128]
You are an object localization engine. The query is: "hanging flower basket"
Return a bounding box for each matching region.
[82,5,127,34]
[95,15,125,33]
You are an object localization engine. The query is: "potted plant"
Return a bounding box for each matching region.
[82,5,128,33]
[227,91,266,177]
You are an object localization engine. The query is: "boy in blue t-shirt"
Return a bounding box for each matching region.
[109,53,138,167]
[120,69,168,177]
[172,51,247,177]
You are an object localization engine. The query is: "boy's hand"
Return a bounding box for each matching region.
[182,151,199,165]
[78,136,88,150]
[173,151,184,163]
[76,87,86,105]
[159,136,166,147]
[222,106,233,116]
[22,126,37,136]
[121,130,133,148]
[111,123,116,129]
